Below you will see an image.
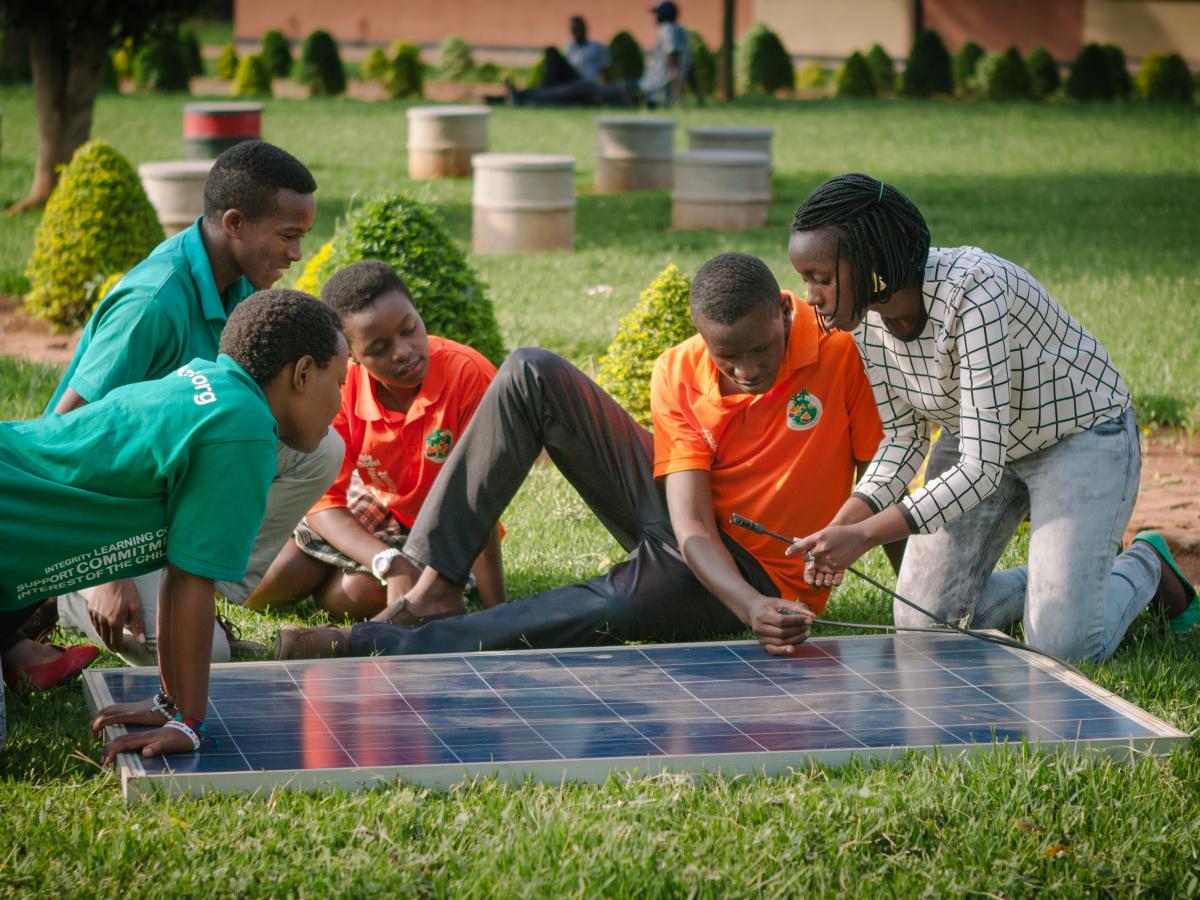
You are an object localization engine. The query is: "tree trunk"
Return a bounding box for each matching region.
[8,17,107,214]
[717,0,735,101]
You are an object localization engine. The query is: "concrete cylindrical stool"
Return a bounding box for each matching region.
[139,160,215,236]
[407,106,490,178]
[472,154,575,254]
[672,151,771,231]
[687,125,773,163]
[594,117,675,193]
[183,102,262,159]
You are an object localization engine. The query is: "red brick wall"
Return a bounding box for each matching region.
[924,0,1085,60]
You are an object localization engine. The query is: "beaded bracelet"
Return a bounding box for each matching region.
[163,718,201,751]
[150,691,178,721]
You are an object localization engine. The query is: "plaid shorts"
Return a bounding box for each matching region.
[293,473,409,574]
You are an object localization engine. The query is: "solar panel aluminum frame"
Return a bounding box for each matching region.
[84,633,1191,803]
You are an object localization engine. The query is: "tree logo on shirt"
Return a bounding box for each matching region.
[424,428,453,463]
[786,390,822,431]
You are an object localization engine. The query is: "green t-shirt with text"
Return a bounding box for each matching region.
[2,356,277,610]
[46,217,255,413]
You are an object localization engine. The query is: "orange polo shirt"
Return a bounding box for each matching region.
[310,336,496,527]
[650,292,883,609]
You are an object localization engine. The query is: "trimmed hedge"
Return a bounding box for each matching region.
[953,40,984,96]
[437,35,475,81]
[866,44,895,93]
[1066,42,1116,101]
[901,29,953,97]
[25,141,164,330]
[261,29,293,78]
[297,194,504,364]
[1027,47,1060,99]
[837,52,877,98]
[387,41,423,98]
[361,47,390,82]
[688,29,716,96]
[609,31,644,81]
[738,24,794,93]
[298,29,346,96]
[598,264,695,427]
[1138,51,1194,103]
[231,53,273,97]
[217,43,239,81]
[133,31,191,92]
[980,47,1032,101]
[1104,44,1133,99]
[795,60,830,91]
[181,28,204,79]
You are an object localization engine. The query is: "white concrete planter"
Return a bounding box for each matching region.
[138,159,215,236]
[672,150,771,231]
[594,116,675,193]
[472,153,575,254]
[407,105,490,179]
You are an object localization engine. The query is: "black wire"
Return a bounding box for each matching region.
[729,513,1085,678]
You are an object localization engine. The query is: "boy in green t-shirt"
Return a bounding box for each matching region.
[0,290,348,761]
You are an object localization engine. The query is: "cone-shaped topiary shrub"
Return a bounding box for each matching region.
[866,44,894,93]
[608,31,644,81]
[738,24,794,93]
[1066,43,1115,101]
[837,51,877,98]
[688,29,716,96]
[1137,51,1194,103]
[25,141,164,330]
[952,40,984,96]
[387,41,424,97]
[181,28,204,79]
[598,264,695,427]
[361,46,390,82]
[437,35,474,81]
[217,42,239,80]
[133,30,191,92]
[261,29,292,78]
[1103,44,1132,99]
[299,194,505,364]
[795,60,830,91]
[1027,47,1060,99]
[299,29,346,96]
[231,53,273,97]
[901,29,953,97]
[980,47,1033,100]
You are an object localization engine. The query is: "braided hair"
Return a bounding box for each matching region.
[791,174,930,323]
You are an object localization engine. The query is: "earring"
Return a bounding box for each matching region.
[871,272,888,293]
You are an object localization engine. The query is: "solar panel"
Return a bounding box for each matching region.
[84,633,1189,802]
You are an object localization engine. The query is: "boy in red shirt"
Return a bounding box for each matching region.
[247,261,504,620]
[277,252,884,658]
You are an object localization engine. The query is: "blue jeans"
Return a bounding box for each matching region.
[894,407,1157,663]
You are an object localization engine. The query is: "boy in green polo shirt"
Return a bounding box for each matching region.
[3,141,344,682]
[0,290,348,761]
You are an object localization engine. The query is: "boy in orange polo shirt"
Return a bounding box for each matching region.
[247,261,504,620]
[276,253,884,659]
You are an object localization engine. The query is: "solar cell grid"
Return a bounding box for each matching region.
[85,634,1189,801]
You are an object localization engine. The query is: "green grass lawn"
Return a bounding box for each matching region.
[1,89,1199,895]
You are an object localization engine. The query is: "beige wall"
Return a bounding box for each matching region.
[1085,0,1200,60]
[755,0,912,59]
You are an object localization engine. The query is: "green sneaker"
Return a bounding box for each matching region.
[1133,531,1199,635]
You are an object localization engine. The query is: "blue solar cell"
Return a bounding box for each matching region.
[87,634,1184,798]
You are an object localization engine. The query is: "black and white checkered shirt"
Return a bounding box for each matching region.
[852,246,1130,534]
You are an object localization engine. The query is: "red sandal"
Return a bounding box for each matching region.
[3,644,100,692]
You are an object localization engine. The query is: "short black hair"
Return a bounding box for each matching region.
[791,173,930,320]
[219,289,342,384]
[320,260,414,318]
[204,140,317,221]
[690,253,781,325]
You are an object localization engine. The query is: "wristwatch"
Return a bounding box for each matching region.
[371,548,403,585]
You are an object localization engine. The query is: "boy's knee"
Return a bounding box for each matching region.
[500,347,569,388]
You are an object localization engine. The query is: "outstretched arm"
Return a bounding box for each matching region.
[665,470,812,656]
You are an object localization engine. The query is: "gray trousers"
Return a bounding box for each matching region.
[895,408,1157,663]
[351,348,775,656]
[58,429,345,666]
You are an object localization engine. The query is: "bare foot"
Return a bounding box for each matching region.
[370,567,466,625]
[1147,546,1192,618]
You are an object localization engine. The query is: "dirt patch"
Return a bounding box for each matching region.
[1,295,1196,582]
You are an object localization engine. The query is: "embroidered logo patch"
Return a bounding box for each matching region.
[424,428,453,463]
[787,389,822,431]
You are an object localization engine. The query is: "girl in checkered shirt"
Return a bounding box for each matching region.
[785,174,1196,663]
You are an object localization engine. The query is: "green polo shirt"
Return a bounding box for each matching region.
[46,217,255,413]
[3,356,278,610]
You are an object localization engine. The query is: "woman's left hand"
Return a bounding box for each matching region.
[788,524,874,586]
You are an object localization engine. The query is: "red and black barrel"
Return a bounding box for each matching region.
[183,102,263,159]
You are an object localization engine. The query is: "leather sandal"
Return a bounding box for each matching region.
[369,596,467,628]
[3,644,99,692]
